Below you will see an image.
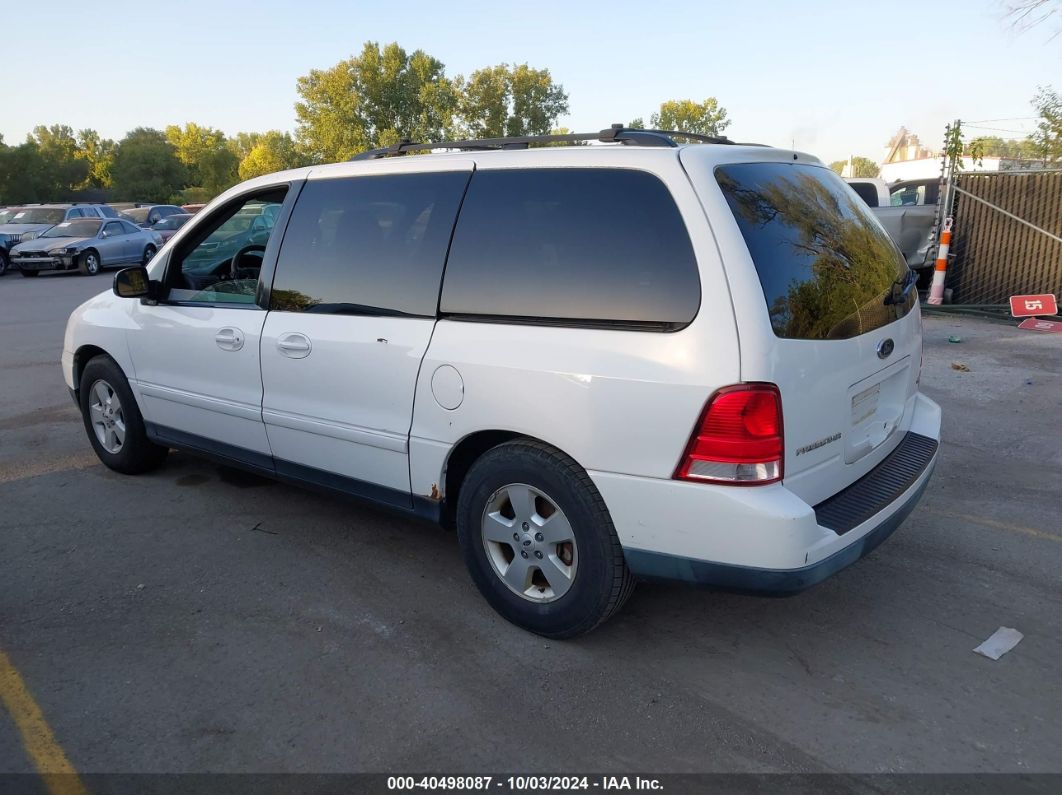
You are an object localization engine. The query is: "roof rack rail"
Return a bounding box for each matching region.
[350,124,737,161]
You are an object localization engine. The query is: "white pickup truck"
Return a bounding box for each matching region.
[846,177,939,270]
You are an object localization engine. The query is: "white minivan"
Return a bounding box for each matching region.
[62,127,941,638]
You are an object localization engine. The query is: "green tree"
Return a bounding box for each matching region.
[1031,85,1062,162]
[227,132,263,162]
[0,142,49,203]
[455,63,569,138]
[828,157,879,178]
[29,125,89,197]
[165,123,227,185]
[238,131,305,180]
[650,98,731,138]
[628,117,646,129]
[75,129,116,189]
[295,41,458,161]
[198,146,240,195]
[110,128,187,202]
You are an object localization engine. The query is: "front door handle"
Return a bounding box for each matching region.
[277,332,312,359]
[215,327,245,352]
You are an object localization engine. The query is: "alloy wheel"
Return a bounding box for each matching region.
[481,483,579,603]
[88,379,125,453]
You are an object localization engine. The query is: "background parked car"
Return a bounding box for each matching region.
[150,213,193,242]
[120,205,184,228]
[11,217,162,277]
[181,203,206,214]
[1,204,113,276]
[846,177,939,270]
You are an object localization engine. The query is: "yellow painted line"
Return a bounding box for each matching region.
[0,650,88,795]
[927,508,1061,544]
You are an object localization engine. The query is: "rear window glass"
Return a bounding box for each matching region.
[716,162,915,340]
[440,168,700,330]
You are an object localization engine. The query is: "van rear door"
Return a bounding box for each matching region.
[690,157,923,506]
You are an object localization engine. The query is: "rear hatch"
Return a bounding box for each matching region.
[707,159,922,506]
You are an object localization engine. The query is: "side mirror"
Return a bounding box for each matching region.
[113,266,152,299]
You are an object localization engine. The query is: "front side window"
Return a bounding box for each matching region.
[102,222,123,237]
[166,189,287,305]
[270,172,470,316]
[716,162,914,340]
[440,168,700,330]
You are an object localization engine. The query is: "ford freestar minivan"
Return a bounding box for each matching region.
[62,127,941,638]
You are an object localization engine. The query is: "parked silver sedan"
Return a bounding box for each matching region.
[11,218,163,277]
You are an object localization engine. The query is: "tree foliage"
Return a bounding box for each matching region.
[238,131,306,180]
[828,157,879,178]
[110,128,187,202]
[295,43,569,159]
[650,98,731,137]
[455,64,569,138]
[295,41,458,162]
[1032,84,1062,160]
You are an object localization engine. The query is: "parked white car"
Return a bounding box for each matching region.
[62,128,941,637]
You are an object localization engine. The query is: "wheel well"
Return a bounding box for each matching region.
[442,430,550,529]
[73,345,109,393]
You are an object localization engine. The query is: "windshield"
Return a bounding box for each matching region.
[121,208,150,223]
[0,209,20,225]
[217,215,255,234]
[154,215,191,230]
[42,219,102,239]
[716,162,914,340]
[10,208,65,225]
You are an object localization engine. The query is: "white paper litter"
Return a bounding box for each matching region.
[973,627,1023,660]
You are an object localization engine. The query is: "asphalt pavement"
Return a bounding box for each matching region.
[1,271,1060,776]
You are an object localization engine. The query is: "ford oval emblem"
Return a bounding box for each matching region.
[877,338,895,359]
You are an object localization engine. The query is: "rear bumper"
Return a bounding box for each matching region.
[592,392,941,593]
[623,459,934,593]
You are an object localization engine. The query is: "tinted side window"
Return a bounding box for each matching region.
[67,208,83,218]
[271,172,471,316]
[440,169,699,329]
[103,222,123,236]
[120,220,141,234]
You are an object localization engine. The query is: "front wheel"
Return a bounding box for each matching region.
[142,245,157,265]
[78,250,101,276]
[456,439,635,638]
[79,355,168,474]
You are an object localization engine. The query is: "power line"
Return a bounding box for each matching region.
[965,117,1038,123]
[964,124,1035,135]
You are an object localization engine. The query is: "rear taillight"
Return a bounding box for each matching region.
[674,384,783,485]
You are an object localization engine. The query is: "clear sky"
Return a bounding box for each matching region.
[5,0,1057,163]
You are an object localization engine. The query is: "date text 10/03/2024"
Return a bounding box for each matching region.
[387,776,664,791]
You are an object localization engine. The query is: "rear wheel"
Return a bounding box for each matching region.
[142,245,156,265]
[78,250,101,276]
[456,439,635,638]
[79,355,168,474]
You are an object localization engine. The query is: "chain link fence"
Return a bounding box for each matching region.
[946,170,1062,305]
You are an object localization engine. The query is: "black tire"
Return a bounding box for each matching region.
[0,249,8,276]
[456,439,635,638]
[20,268,39,278]
[78,249,101,276]
[79,355,168,474]
[142,245,157,265]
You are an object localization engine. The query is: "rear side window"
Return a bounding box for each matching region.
[441,168,700,330]
[716,162,914,340]
[271,172,471,316]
